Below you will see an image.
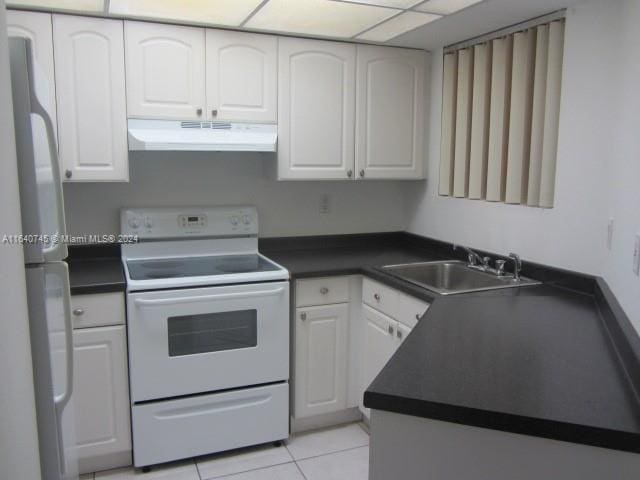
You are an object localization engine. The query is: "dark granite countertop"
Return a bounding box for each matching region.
[68,233,640,453]
[67,245,125,295]
[261,232,640,453]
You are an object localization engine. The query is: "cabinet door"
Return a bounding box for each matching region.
[125,21,205,120]
[72,325,131,473]
[53,15,128,182]
[295,304,349,418]
[356,45,426,179]
[206,30,277,123]
[360,304,396,417]
[7,10,58,140]
[278,38,356,180]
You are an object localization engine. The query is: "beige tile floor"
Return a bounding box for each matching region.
[86,422,370,480]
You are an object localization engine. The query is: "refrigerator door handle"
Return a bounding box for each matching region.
[28,57,67,263]
[52,263,74,476]
[53,263,74,411]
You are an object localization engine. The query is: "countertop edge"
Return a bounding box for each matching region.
[362,391,640,454]
[70,282,126,296]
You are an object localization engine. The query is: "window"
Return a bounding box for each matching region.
[439,17,565,208]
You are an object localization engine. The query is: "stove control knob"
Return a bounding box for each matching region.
[242,215,251,225]
[144,217,153,228]
[230,216,239,226]
[128,217,141,229]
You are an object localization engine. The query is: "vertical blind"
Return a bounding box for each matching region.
[439,19,565,208]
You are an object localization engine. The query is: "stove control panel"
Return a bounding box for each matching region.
[121,206,258,239]
[178,214,207,228]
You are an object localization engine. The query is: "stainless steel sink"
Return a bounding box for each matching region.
[381,260,541,295]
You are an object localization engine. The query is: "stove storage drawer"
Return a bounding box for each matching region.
[127,281,290,402]
[131,382,289,467]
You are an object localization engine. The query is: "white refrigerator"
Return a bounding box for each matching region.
[9,37,79,480]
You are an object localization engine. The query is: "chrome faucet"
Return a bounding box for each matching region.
[455,245,522,280]
[508,253,522,281]
[453,245,484,268]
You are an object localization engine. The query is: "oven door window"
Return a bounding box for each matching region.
[167,310,257,357]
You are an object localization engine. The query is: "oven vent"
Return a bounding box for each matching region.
[180,121,232,130]
[127,119,278,152]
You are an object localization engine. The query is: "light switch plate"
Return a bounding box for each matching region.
[633,234,640,276]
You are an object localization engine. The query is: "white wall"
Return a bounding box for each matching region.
[600,0,640,328]
[63,152,407,238]
[0,2,42,478]
[405,0,614,275]
[405,0,640,327]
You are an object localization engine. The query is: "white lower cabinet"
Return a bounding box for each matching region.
[360,305,398,418]
[293,275,429,425]
[359,278,429,419]
[70,295,131,474]
[294,303,349,418]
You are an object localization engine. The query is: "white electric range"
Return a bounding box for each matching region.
[121,206,290,468]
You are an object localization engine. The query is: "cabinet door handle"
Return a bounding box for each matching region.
[211,109,218,117]
[388,324,394,335]
[65,169,72,179]
[374,293,381,301]
[320,287,329,295]
[196,108,203,116]
[360,169,365,177]
[416,313,421,320]
[72,308,84,316]
[300,312,307,321]
[397,329,402,339]
[347,170,353,178]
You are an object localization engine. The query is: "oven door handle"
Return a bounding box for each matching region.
[134,287,286,307]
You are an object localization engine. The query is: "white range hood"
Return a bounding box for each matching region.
[127,119,277,152]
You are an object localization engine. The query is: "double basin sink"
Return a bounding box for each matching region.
[381,260,540,295]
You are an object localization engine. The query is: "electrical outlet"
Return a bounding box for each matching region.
[319,194,331,214]
[607,218,614,251]
[633,234,640,276]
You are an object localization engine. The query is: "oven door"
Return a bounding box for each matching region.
[127,281,289,402]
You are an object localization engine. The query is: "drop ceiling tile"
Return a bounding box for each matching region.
[357,11,440,41]
[338,0,423,8]
[109,0,264,27]
[414,0,483,15]
[246,0,399,38]
[6,0,104,11]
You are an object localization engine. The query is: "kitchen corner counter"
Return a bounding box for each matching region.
[67,245,125,295]
[261,232,640,454]
[364,293,640,453]
[67,233,640,454]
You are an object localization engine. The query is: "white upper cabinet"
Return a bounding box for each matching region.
[53,15,128,182]
[125,21,205,120]
[206,30,277,123]
[356,45,426,179]
[7,10,58,139]
[278,37,356,180]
